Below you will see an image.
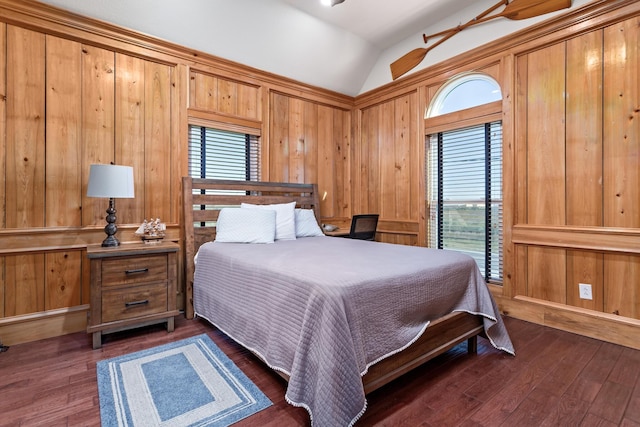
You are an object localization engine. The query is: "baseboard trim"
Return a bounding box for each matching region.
[0,305,89,346]
[494,294,640,350]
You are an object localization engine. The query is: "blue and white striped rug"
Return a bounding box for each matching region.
[97,334,271,427]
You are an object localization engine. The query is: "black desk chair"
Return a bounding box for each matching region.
[348,214,379,240]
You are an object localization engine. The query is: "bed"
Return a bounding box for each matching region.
[182,177,514,427]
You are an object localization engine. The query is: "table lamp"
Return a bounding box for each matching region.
[87,164,135,247]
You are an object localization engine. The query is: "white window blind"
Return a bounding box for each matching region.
[188,125,260,183]
[428,121,503,283]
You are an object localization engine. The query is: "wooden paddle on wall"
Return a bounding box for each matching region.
[390,0,572,80]
[422,0,508,44]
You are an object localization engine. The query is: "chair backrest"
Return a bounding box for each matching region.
[349,214,379,240]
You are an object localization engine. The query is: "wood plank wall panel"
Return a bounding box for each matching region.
[217,78,237,115]
[334,107,351,220]
[393,95,415,220]
[43,36,82,310]
[527,247,566,304]
[567,250,604,311]
[238,81,260,120]
[288,97,305,183]
[380,101,394,220]
[45,251,82,310]
[303,100,318,184]
[0,256,4,317]
[367,104,381,219]
[601,18,640,320]
[358,104,378,215]
[0,24,5,318]
[115,53,146,224]
[81,248,91,305]
[189,71,260,121]
[566,31,603,227]
[333,108,351,220]
[0,23,6,230]
[169,66,185,227]
[564,32,605,312]
[268,92,351,220]
[80,45,115,227]
[522,43,568,307]
[45,35,82,227]
[269,92,290,183]
[317,106,336,217]
[190,72,216,111]
[5,254,44,316]
[358,92,418,243]
[515,54,529,227]
[316,105,351,219]
[144,62,173,221]
[6,26,45,229]
[603,18,640,229]
[605,254,640,318]
[525,43,566,226]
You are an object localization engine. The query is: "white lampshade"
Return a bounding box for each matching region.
[87,164,135,198]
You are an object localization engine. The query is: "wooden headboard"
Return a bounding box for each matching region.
[181,177,321,319]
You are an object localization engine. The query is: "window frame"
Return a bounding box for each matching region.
[188,125,260,181]
[424,73,503,284]
[187,109,262,184]
[426,72,502,119]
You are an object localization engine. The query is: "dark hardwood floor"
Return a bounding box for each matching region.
[0,315,638,426]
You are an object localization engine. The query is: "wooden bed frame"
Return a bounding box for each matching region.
[182,177,484,394]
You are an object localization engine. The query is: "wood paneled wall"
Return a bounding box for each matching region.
[514,17,640,320]
[0,0,352,345]
[356,93,421,245]
[0,20,182,343]
[268,92,351,221]
[353,0,640,349]
[189,71,261,121]
[1,0,639,350]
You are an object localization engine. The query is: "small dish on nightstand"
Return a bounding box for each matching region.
[322,224,338,232]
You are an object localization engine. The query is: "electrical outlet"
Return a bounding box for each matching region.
[579,283,593,300]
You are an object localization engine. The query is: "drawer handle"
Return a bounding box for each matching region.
[125,268,149,275]
[125,299,150,308]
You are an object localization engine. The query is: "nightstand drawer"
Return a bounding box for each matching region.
[102,283,168,323]
[101,254,167,287]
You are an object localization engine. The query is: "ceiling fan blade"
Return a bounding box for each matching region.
[392,0,572,80]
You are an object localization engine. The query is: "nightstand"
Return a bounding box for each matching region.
[87,241,180,349]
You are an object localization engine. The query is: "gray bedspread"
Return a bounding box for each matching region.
[193,236,514,426]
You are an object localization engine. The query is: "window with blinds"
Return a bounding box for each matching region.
[188,125,260,184]
[427,121,503,283]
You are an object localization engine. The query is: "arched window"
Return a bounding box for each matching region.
[427,72,502,118]
[425,73,503,283]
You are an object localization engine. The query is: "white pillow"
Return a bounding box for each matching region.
[295,209,324,237]
[214,208,276,244]
[241,201,297,241]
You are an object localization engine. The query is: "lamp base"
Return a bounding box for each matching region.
[101,235,120,247]
[102,198,120,247]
